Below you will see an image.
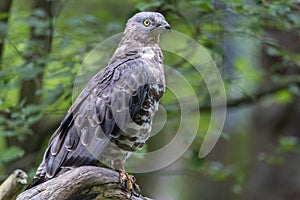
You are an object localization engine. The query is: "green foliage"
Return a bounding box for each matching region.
[0,0,299,198]
[0,146,24,165]
[258,136,300,164]
[274,89,293,104]
[135,1,163,11]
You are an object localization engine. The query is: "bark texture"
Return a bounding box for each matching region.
[0,169,28,200]
[17,166,152,200]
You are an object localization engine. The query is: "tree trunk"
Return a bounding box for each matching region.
[19,0,53,106]
[6,0,58,173]
[243,27,300,200]
[0,0,13,68]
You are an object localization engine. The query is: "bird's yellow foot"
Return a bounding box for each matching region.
[119,170,140,197]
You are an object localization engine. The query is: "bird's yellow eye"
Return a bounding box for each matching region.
[143,19,151,27]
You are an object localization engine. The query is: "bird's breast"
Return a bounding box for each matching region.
[140,46,163,63]
[141,48,155,59]
[112,83,164,152]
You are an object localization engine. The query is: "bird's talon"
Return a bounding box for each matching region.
[119,170,141,197]
[119,170,128,187]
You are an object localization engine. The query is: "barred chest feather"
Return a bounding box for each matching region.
[99,83,164,170]
[98,45,165,169]
[118,46,164,150]
[114,83,164,151]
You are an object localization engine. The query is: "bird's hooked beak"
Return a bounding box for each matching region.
[162,21,171,30]
[157,20,171,30]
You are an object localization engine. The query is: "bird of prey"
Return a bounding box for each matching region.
[27,12,170,195]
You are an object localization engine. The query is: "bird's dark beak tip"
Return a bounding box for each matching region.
[164,25,171,30]
[160,21,171,30]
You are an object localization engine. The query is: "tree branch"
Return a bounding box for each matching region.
[0,169,28,200]
[17,166,152,200]
[200,82,298,111]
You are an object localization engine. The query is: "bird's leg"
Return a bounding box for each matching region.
[114,158,141,196]
[119,169,141,197]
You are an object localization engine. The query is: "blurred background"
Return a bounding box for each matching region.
[0,0,300,199]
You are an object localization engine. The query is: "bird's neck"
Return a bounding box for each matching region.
[119,38,159,48]
[120,27,161,45]
[110,38,161,62]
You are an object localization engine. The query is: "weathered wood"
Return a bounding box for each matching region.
[17,166,152,200]
[0,169,28,200]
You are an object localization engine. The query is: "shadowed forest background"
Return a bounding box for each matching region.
[1,0,300,199]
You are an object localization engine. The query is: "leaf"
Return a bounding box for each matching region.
[33,8,47,18]
[42,83,64,106]
[136,1,162,11]
[48,68,72,79]
[287,13,300,25]
[0,23,8,37]
[0,130,19,137]
[22,104,42,115]
[279,136,299,152]
[0,12,9,20]
[27,112,43,125]
[0,146,24,164]
[15,62,44,79]
[274,89,293,104]
[190,1,213,12]
[266,46,281,56]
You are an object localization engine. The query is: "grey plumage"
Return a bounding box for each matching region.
[27,12,169,189]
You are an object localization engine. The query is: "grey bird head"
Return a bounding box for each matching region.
[123,12,170,44]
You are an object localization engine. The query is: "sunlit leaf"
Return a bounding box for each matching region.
[274,89,293,104]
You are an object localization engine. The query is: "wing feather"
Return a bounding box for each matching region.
[28,54,163,189]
